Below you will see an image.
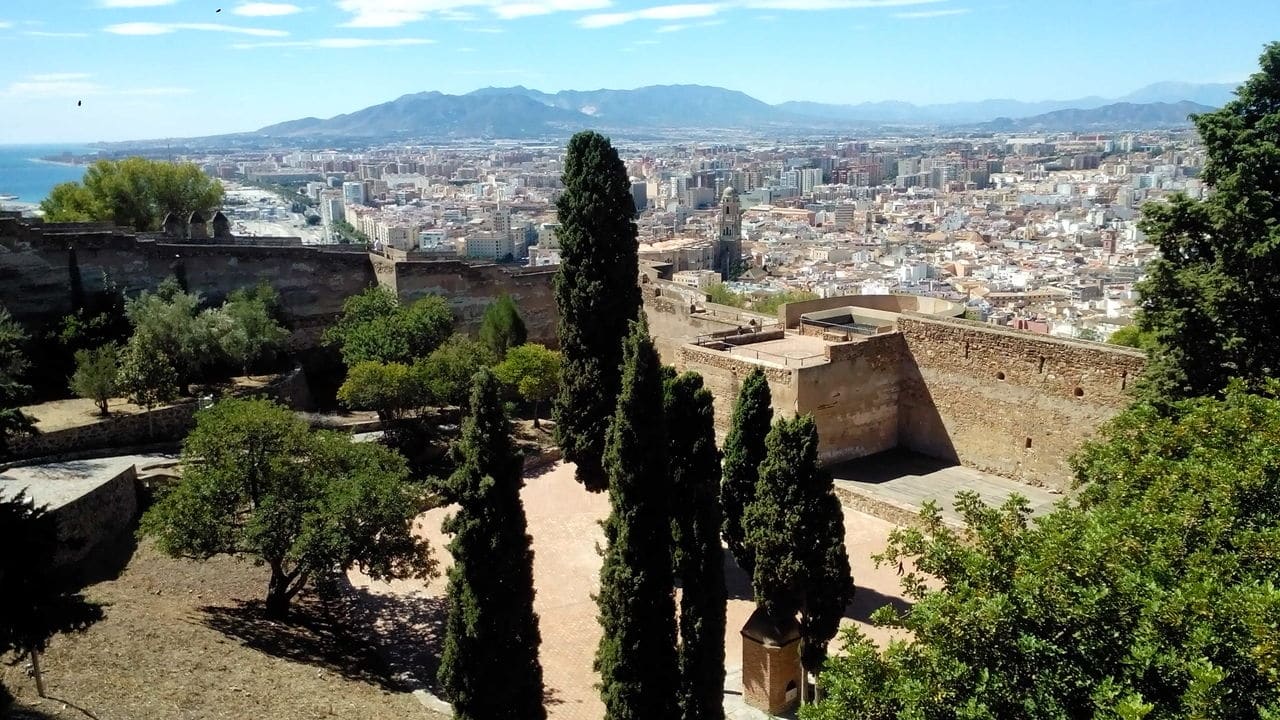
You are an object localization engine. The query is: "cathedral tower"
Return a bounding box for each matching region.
[717,185,742,279]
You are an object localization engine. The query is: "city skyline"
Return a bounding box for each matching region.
[1,0,1277,143]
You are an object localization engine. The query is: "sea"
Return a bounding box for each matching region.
[0,144,94,206]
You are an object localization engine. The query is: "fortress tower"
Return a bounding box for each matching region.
[716,185,742,280]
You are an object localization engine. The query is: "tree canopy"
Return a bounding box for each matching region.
[437,369,546,720]
[745,414,852,703]
[70,344,120,416]
[664,371,726,720]
[140,397,435,618]
[595,319,680,719]
[493,343,561,428]
[40,157,224,231]
[721,367,773,575]
[479,294,527,360]
[1135,42,1280,403]
[419,334,495,408]
[324,286,454,367]
[0,307,36,457]
[805,384,1280,720]
[553,130,642,492]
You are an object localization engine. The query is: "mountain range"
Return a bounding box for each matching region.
[239,81,1236,141]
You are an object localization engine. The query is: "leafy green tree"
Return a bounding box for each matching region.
[805,384,1280,720]
[140,398,435,618]
[479,294,527,361]
[595,318,680,719]
[70,344,120,416]
[336,361,426,424]
[0,493,103,700]
[219,285,288,375]
[437,369,546,720]
[753,290,819,317]
[552,130,642,492]
[324,286,454,366]
[1108,320,1156,351]
[41,157,224,231]
[117,333,179,435]
[720,367,773,574]
[745,415,852,705]
[705,283,746,309]
[0,307,36,457]
[664,371,726,720]
[493,343,561,428]
[125,277,219,394]
[419,335,496,408]
[1135,43,1280,403]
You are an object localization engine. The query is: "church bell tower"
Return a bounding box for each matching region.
[717,185,742,279]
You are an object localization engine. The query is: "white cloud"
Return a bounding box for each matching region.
[656,18,722,30]
[894,6,968,17]
[233,37,434,48]
[464,26,506,32]
[335,0,613,26]
[578,2,721,28]
[98,0,179,6]
[743,0,942,10]
[104,22,289,36]
[233,2,303,16]
[24,31,92,37]
[1,72,189,99]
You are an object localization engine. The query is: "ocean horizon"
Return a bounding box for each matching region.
[0,144,94,205]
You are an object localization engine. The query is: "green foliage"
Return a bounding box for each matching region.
[324,286,454,366]
[70,344,120,416]
[720,367,772,575]
[437,369,546,720]
[705,283,746,309]
[1135,43,1280,403]
[0,307,36,457]
[0,492,103,696]
[219,284,288,374]
[595,319,680,719]
[420,334,496,408]
[125,277,218,391]
[1108,321,1156,351]
[336,361,425,423]
[139,398,435,618]
[40,157,224,231]
[744,414,852,691]
[493,343,561,427]
[664,371,726,720]
[552,130,642,492]
[479,294,527,360]
[805,385,1280,720]
[752,290,819,317]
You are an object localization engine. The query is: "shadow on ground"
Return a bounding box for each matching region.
[199,588,418,693]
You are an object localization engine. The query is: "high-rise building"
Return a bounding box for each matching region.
[342,181,367,206]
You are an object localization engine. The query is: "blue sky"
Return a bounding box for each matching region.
[0,0,1276,143]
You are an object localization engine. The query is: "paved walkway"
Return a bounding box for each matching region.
[829,449,1065,526]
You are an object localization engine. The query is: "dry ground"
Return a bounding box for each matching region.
[22,376,276,434]
[2,542,442,720]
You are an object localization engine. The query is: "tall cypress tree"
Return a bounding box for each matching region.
[664,371,727,720]
[743,414,853,704]
[720,367,773,574]
[553,130,641,492]
[594,318,679,720]
[437,368,546,720]
[479,294,527,361]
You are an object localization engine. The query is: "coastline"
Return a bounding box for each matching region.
[29,157,85,168]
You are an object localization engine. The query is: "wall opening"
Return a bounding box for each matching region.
[964,341,969,358]
[1038,356,1045,373]
[1074,387,1084,397]
[1121,371,1128,390]
[996,371,1006,381]
[1025,437,1033,449]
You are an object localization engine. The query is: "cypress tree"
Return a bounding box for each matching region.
[664,371,727,720]
[479,294,527,361]
[743,415,853,704]
[594,318,679,720]
[552,130,641,492]
[720,367,773,574]
[437,368,546,720]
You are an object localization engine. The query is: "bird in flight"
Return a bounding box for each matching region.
[77,100,82,107]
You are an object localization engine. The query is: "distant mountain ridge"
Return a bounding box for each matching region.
[247,81,1235,140]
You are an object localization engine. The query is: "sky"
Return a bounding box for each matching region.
[0,0,1277,143]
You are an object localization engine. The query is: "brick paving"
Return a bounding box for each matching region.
[354,461,911,720]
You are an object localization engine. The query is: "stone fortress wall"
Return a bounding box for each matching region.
[2,215,1146,492]
[0,215,558,349]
